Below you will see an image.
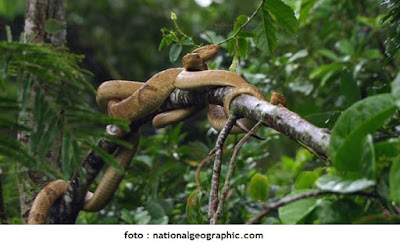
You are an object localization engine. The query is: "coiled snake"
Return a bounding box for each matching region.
[27,45,285,224]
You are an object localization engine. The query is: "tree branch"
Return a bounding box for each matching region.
[246,190,379,224]
[48,83,330,223]
[208,115,236,224]
[213,120,263,224]
[163,87,331,159]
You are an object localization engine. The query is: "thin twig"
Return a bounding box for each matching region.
[217,0,265,45]
[208,115,237,223]
[246,190,379,224]
[213,120,263,224]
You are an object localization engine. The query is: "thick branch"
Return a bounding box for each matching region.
[163,87,330,158]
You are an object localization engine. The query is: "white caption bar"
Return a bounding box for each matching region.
[0,225,397,242]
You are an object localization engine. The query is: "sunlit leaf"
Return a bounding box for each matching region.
[316,174,375,193]
[295,171,319,189]
[264,0,299,33]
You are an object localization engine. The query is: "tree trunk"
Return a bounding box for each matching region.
[18,0,66,223]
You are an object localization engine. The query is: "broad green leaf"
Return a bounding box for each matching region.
[264,0,299,33]
[186,189,204,224]
[316,174,375,193]
[329,94,396,177]
[260,10,277,53]
[315,199,363,224]
[359,135,376,179]
[340,70,361,105]
[248,174,270,201]
[295,171,319,189]
[278,190,320,224]
[390,156,400,203]
[44,18,66,34]
[375,138,400,160]
[169,43,182,63]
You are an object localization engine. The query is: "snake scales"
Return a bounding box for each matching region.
[27,45,285,224]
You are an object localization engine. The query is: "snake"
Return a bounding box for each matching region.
[27,44,284,224]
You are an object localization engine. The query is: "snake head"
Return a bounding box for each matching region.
[182,53,206,71]
[193,44,220,61]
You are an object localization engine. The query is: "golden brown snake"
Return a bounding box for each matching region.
[27,44,282,224]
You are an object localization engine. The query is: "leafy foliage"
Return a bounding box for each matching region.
[0,0,399,224]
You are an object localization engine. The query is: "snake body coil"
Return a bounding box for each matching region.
[27,44,280,224]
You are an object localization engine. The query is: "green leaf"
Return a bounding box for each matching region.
[248,174,270,201]
[295,171,319,189]
[392,73,400,107]
[390,156,400,203]
[237,37,248,58]
[316,174,375,193]
[317,49,341,62]
[169,43,182,63]
[340,70,361,105]
[362,49,383,59]
[288,49,308,62]
[253,22,275,54]
[315,199,363,224]
[309,63,343,85]
[299,0,318,23]
[261,11,277,53]
[120,208,135,224]
[278,190,320,224]
[264,0,299,33]
[335,39,354,56]
[44,18,66,34]
[375,138,400,160]
[147,201,168,224]
[186,189,204,224]
[304,111,341,129]
[233,15,248,33]
[329,94,396,177]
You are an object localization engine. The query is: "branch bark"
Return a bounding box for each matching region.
[164,87,331,158]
